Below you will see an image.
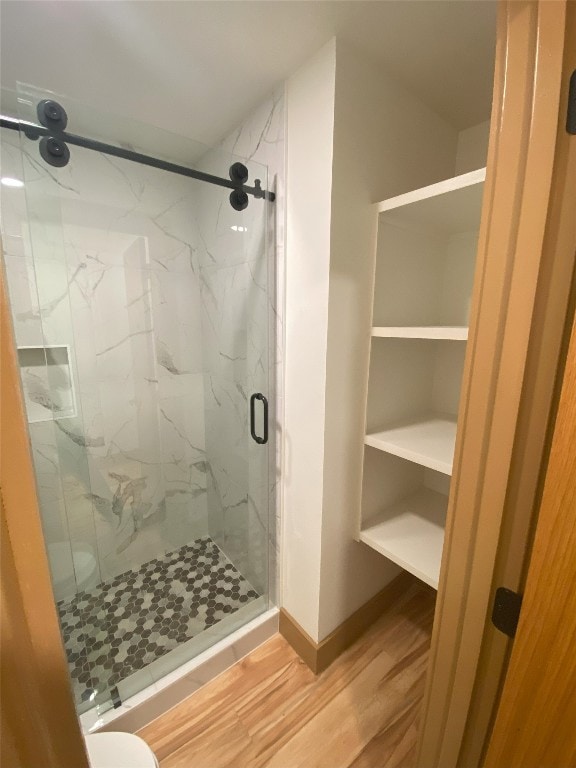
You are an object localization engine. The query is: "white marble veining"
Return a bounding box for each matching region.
[185,90,284,601]
[2,127,206,587]
[1,88,284,707]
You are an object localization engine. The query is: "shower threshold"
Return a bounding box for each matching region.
[81,601,278,734]
[58,537,260,709]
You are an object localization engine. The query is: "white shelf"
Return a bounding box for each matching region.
[361,168,481,582]
[364,417,456,475]
[371,326,468,341]
[377,168,485,234]
[360,488,447,589]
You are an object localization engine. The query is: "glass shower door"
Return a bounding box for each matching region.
[1,85,273,717]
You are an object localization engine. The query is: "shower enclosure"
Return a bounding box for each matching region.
[0,86,275,717]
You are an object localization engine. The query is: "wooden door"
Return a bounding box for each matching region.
[484,313,576,766]
[417,1,576,765]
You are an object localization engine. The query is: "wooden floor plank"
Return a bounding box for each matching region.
[348,681,425,768]
[139,584,435,768]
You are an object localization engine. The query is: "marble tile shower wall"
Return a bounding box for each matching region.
[1,131,212,598]
[194,90,285,601]
[1,90,284,609]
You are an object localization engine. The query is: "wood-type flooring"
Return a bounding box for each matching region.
[139,584,435,768]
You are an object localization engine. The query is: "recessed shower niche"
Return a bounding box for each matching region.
[17,345,77,422]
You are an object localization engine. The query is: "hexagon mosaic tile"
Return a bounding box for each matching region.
[57,537,260,705]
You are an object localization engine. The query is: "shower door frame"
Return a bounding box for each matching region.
[2,86,276,739]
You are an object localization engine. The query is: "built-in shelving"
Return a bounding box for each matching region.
[359,487,447,589]
[364,417,456,475]
[358,167,485,588]
[371,326,468,341]
[376,168,486,233]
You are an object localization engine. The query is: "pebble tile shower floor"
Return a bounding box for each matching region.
[57,537,260,705]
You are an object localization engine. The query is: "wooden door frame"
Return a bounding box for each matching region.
[0,259,89,767]
[417,2,576,766]
[461,1,576,763]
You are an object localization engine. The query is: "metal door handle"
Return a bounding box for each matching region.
[250,393,268,445]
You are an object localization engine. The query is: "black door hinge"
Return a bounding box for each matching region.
[567,69,576,135]
[491,587,523,638]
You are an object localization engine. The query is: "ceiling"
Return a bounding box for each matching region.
[0,1,497,147]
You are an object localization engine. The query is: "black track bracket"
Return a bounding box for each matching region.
[1,102,275,209]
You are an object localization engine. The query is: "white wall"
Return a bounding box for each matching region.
[283,39,461,642]
[283,40,336,639]
[319,43,458,639]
